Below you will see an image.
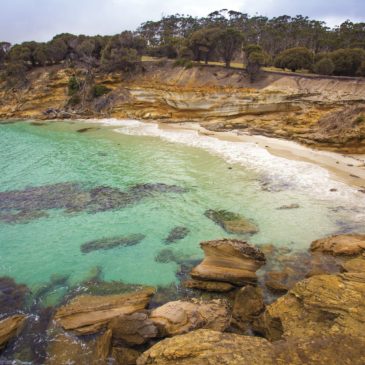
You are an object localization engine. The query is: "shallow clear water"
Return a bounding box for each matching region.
[0,120,364,294]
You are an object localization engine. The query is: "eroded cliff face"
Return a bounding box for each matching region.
[1,62,365,153]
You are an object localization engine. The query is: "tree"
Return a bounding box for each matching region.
[188,27,220,64]
[244,44,268,82]
[101,32,146,73]
[329,48,365,76]
[358,60,365,76]
[216,27,244,68]
[274,47,313,72]
[313,57,335,75]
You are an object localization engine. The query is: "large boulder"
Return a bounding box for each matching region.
[204,210,258,234]
[0,314,27,351]
[190,239,265,286]
[310,234,365,256]
[136,329,365,365]
[149,299,230,337]
[54,288,155,335]
[255,273,365,341]
[108,312,157,345]
[232,286,265,330]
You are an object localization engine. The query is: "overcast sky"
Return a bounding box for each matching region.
[1,0,364,44]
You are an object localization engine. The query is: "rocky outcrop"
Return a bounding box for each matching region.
[310,234,365,256]
[232,286,265,330]
[136,329,365,365]
[190,239,266,286]
[0,314,27,351]
[255,273,365,340]
[54,288,155,335]
[108,312,157,345]
[341,256,365,273]
[149,299,230,337]
[204,209,258,234]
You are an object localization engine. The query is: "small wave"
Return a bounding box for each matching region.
[95,119,365,212]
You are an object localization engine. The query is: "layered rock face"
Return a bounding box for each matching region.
[255,272,365,340]
[1,63,365,153]
[149,299,230,336]
[190,239,266,286]
[54,288,155,335]
[0,315,27,351]
[311,234,365,256]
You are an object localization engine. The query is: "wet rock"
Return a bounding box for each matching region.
[164,226,190,244]
[150,299,230,337]
[341,256,365,273]
[276,203,300,210]
[0,315,27,351]
[310,234,365,256]
[54,288,155,335]
[32,274,69,304]
[112,347,141,365]
[137,329,365,365]
[45,329,112,365]
[204,210,258,234]
[183,279,234,292]
[81,234,145,253]
[232,286,265,331]
[0,277,29,313]
[129,183,187,196]
[255,273,365,340]
[108,312,157,345]
[190,239,266,286]
[265,269,296,294]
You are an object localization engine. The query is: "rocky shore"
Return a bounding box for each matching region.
[1,62,365,153]
[1,234,365,364]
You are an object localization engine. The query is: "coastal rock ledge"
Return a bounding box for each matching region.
[190,239,266,286]
[310,234,365,256]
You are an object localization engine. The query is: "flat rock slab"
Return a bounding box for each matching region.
[54,288,155,335]
[191,239,265,286]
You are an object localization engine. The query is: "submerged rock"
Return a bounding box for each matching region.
[0,315,27,351]
[150,299,230,337]
[54,288,155,335]
[204,209,258,234]
[0,182,187,221]
[81,234,145,253]
[0,210,48,224]
[155,249,185,264]
[136,329,365,365]
[276,203,300,210]
[76,127,100,133]
[112,347,141,365]
[310,234,365,256]
[255,273,365,340]
[0,277,29,313]
[164,226,190,244]
[45,329,112,365]
[190,239,266,286]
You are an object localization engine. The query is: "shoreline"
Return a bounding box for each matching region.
[157,121,365,190]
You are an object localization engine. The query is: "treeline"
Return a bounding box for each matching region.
[1,9,365,85]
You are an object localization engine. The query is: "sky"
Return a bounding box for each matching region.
[1,0,364,44]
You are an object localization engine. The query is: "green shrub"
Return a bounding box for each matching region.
[274,47,313,72]
[68,76,80,96]
[313,58,335,75]
[329,48,365,76]
[92,84,111,98]
[354,114,365,124]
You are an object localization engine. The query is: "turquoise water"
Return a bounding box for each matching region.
[0,120,364,294]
